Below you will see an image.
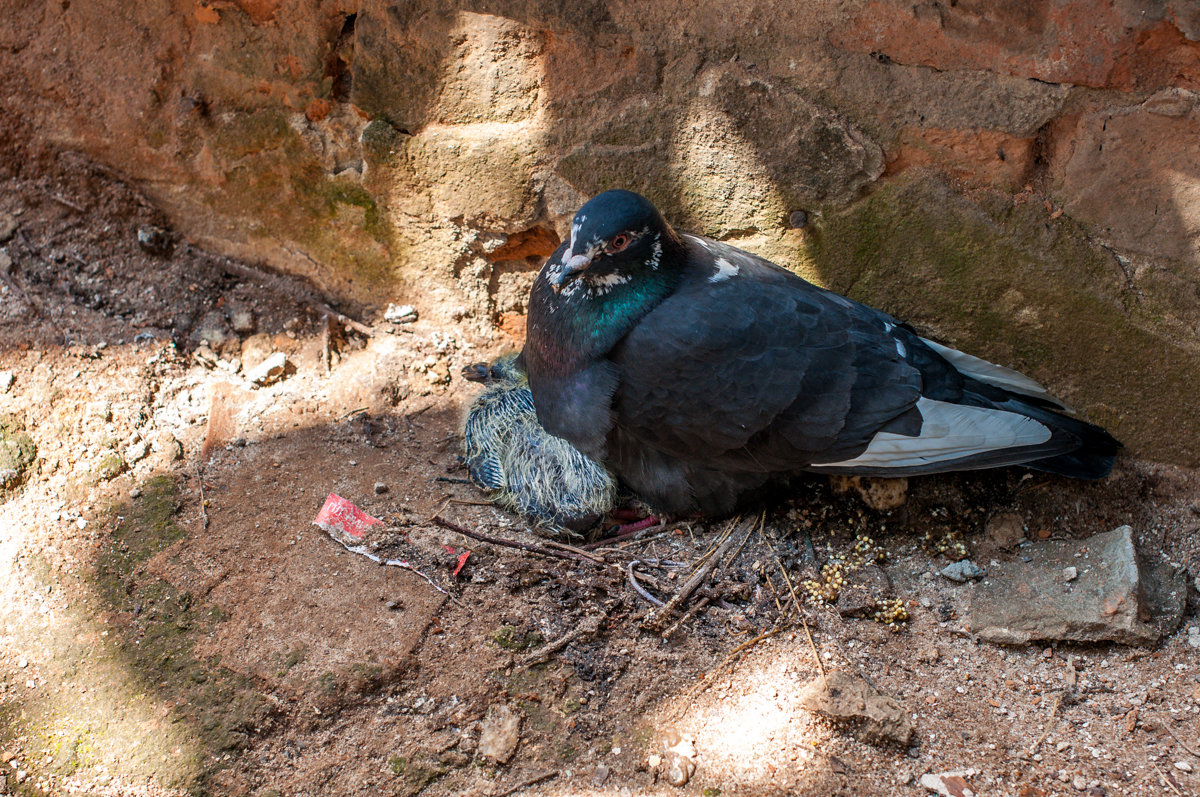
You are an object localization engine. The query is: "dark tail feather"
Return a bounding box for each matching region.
[1018,404,1122,480]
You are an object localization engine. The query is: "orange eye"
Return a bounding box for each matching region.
[608,234,630,253]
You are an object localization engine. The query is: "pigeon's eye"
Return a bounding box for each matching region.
[607,234,630,254]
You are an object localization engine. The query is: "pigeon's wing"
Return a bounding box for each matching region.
[609,241,922,468]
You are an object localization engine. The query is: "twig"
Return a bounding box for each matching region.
[492,770,558,797]
[642,515,755,632]
[669,627,781,718]
[1161,719,1200,759]
[582,526,675,551]
[431,516,596,565]
[661,597,711,640]
[1155,765,1186,797]
[198,473,210,530]
[518,612,607,669]
[801,613,826,682]
[48,192,85,213]
[324,530,455,601]
[1028,692,1062,755]
[764,537,825,681]
[321,314,332,374]
[539,539,609,564]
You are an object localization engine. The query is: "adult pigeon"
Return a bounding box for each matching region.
[517,189,1120,516]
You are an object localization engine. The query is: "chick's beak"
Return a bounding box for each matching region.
[548,252,592,293]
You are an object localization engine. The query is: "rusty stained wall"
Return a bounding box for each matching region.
[1,0,1199,462]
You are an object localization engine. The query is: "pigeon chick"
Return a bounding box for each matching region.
[462,354,616,531]
[518,189,1121,516]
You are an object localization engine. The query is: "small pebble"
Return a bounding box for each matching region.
[939,559,986,582]
[665,753,694,787]
[374,482,388,495]
[1073,774,1087,790]
[17,659,27,668]
[0,370,14,393]
[0,212,17,242]
[247,352,290,386]
[1063,566,1078,582]
[591,764,611,786]
[385,303,418,324]
[136,225,172,255]
[1176,761,1193,773]
[130,487,142,499]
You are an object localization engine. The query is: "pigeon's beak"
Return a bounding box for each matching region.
[549,253,592,293]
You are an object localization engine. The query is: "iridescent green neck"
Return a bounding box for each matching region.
[528,267,677,376]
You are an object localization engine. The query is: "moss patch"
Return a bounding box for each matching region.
[0,476,269,795]
[803,174,1200,465]
[205,109,395,289]
[0,414,36,490]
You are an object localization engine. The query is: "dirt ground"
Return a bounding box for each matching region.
[3,142,1200,797]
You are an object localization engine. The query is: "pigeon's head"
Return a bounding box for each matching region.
[547,190,677,295]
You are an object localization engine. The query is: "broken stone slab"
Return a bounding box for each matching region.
[968,525,1186,646]
[798,668,912,746]
[477,703,522,765]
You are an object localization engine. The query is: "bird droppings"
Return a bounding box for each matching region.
[385,303,418,324]
[246,351,291,386]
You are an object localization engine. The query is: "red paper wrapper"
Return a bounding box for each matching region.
[312,493,382,540]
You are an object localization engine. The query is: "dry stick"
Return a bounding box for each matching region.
[1161,719,1200,759]
[48,192,85,213]
[518,612,608,669]
[431,516,597,566]
[1028,692,1063,756]
[643,515,755,632]
[581,521,668,550]
[493,770,559,797]
[539,539,609,564]
[1155,765,1187,797]
[661,597,710,640]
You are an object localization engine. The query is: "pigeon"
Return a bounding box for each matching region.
[461,354,616,530]
[517,189,1121,516]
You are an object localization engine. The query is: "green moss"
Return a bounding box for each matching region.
[205,110,396,291]
[388,754,447,793]
[93,451,125,481]
[489,625,544,651]
[0,414,37,489]
[804,174,1200,465]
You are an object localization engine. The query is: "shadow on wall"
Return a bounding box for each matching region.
[345,0,1200,465]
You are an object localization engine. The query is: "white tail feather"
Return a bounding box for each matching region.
[920,338,1068,410]
[821,398,1052,469]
